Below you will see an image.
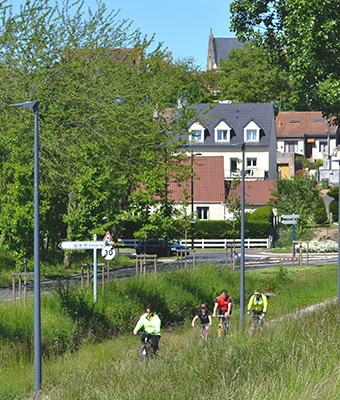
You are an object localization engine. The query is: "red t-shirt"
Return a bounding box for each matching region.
[215,294,232,311]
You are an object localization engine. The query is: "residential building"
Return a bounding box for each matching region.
[276,111,337,160]
[167,156,226,220]
[225,180,276,220]
[182,102,277,181]
[276,111,340,183]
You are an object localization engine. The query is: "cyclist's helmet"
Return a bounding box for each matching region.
[254,289,261,295]
[200,304,207,309]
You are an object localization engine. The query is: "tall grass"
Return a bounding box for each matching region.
[0,262,339,399]
[16,303,340,400]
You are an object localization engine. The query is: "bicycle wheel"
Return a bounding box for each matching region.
[217,324,223,338]
[198,333,204,345]
[139,342,149,360]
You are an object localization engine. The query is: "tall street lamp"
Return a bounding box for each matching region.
[10,101,41,398]
[190,150,201,250]
[231,142,246,328]
[331,155,340,304]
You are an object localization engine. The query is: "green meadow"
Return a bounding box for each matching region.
[0,262,339,399]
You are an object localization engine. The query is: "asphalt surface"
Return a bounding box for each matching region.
[2,249,337,303]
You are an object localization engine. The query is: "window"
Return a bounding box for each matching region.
[230,158,238,172]
[243,121,260,142]
[285,142,297,153]
[319,142,328,152]
[217,129,228,141]
[197,207,209,220]
[246,129,257,141]
[246,158,257,167]
[214,121,231,142]
[190,129,202,142]
[189,122,204,142]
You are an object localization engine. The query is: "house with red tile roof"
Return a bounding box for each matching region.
[167,156,275,221]
[276,111,338,178]
[226,180,276,218]
[167,156,226,220]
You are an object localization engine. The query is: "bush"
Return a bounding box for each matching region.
[329,200,338,222]
[313,197,327,224]
[247,206,273,223]
[194,220,271,239]
[327,187,339,200]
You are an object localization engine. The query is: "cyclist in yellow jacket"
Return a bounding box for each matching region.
[247,289,268,324]
[133,306,161,354]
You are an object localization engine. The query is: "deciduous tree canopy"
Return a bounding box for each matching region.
[0,0,196,267]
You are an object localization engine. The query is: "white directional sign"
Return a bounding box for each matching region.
[58,241,105,250]
[101,245,116,261]
[281,214,300,225]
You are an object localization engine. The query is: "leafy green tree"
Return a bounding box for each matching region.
[218,43,291,106]
[270,174,320,232]
[0,0,196,268]
[230,0,340,120]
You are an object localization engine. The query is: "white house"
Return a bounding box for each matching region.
[182,102,277,181]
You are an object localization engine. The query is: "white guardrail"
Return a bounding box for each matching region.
[118,238,271,249]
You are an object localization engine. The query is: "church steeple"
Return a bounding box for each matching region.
[206,28,216,71]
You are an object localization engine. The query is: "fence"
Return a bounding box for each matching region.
[118,237,271,249]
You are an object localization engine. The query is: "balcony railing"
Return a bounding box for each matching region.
[225,169,268,179]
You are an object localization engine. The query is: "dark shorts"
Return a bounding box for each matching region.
[251,310,263,317]
[220,308,232,316]
[141,332,161,351]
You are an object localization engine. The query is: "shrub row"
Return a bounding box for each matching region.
[194,220,271,239]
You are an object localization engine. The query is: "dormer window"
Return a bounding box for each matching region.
[189,122,204,142]
[244,121,260,142]
[214,121,231,142]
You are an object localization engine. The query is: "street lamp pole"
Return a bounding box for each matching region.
[338,161,340,304]
[331,156,340,304]
[230,142,246,327]
[191,150,194,250]
[240,143,246,327]
[10,101,41,398]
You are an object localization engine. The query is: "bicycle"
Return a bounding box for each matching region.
[138,332,157,360]
[194,323,208,344]
[214,315,229,338]
[249,312,264,332]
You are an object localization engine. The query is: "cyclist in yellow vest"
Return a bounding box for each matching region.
[133,306,161,354]
[247,289,268,323]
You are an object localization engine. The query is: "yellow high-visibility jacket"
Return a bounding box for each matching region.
[247,294,268,313]
[134,313,161,335]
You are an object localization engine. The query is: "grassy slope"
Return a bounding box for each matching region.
[1,262,339,400]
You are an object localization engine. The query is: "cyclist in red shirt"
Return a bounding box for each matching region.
[212,289,232,333]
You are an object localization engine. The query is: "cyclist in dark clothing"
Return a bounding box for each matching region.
[191,304,212,331]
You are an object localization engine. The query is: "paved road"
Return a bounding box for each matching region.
[2,250,337,302]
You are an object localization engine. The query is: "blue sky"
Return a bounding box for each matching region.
[105,0,235,70]
[106,0,234,70]
[11,0,235,70]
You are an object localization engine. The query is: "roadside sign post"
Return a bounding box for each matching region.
[93,234,98,303]
[58,232,115,303]
[281,214,300,256]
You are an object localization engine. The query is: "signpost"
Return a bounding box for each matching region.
[58,241,105,250]
[58,232,116,302]
[281,214,300,255]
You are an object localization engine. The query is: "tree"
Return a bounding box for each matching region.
[0,0,197,267]
[230,0,340,121]
[270,174,320,233]
[218,43,291,105]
